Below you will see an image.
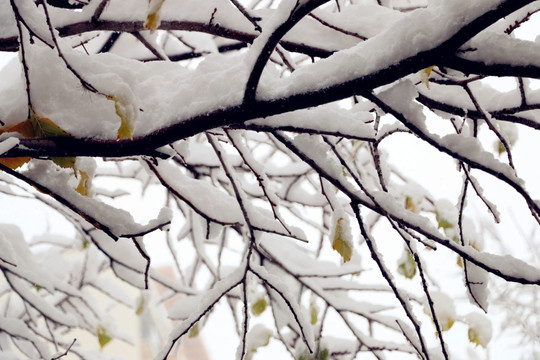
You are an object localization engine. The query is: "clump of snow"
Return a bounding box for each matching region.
[461,32,540,68]
[439,133,523,185]
[434,199,458,232]
[13,0,54,48]
[371,189,443,241]
[23,161,171,238]
[244,324,273,360]
[424,291,456,331]
[465,262,489,311]
[464,312,492,347]
[247,104,375,140]
[0,0,16,38]
[461,218,482,250]
[0,224,54,292]
[0,137,19,155]
[168,294,204,320]
[378,80,425,129]
[154,160,243,224]
[493,120,518,153]
[399,182,429,213]
[0,58,26,125]
[259,234,363,277]
[292,134,340,179]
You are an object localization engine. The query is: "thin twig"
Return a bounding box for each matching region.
[309,13,367,40]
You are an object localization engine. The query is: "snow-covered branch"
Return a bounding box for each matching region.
[0,0,539,359]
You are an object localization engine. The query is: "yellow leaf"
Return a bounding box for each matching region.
[310,303,318,325]
[435,211,453,229]
[135,295,145,315]
[188,323,199,338]
[145,12,160,33]
[424,292,456,332]
[405,196,416,212]
[144,0,166,33]
[421,65,436,89]
[332,217,352,263]
[318,349,329,360]
[465,313,492,347]
[0,157,31,169]
[247,325,272,355]
[108,95,134,140]
[496,140,507,155]
[76,171,91,196]
[251,297,268,316]
[397,247,416,279]
[30,108,71,138]
[425,311,454,332]
[441,317,455,331]
[468,328,482,346]
[96,325,112,349]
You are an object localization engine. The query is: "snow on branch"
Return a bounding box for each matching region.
[0,0,539,359]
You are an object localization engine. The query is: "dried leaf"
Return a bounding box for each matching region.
[0,157,31,169]
[0,119,35,137]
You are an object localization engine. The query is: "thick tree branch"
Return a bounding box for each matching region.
[0,0,535,160]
